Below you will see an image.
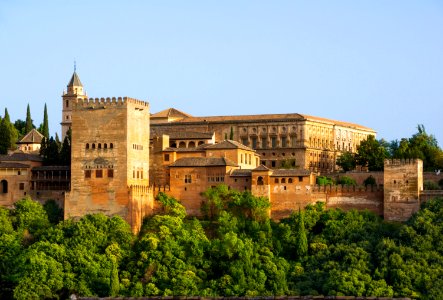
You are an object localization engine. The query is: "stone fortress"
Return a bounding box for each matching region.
[0,71,441,232]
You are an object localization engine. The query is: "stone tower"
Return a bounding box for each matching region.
[61,71,88,140]
[64,96,152,233]
[384,159,423,221]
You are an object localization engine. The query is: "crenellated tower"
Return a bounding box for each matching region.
[61,70,88,139]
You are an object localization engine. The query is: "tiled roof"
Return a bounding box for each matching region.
[17,129,44,144]
[163,147,206,152]
[271,169,311,177]
[204,140,254,151]
[0,153,43,162]
[153,109,375,132]
[230,169,252,177]
[0,162,30,169]
[168,131,214,140]
[32,166,70,171]
[151,108,192,119]
[68,71,83,87]
[169,157,238,167]
[253,165,271,171]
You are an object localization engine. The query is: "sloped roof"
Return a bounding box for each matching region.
[0,153,43,162]
[17,129,44,144]
[271,169,311,177]
[169,157,238,167]
[230,169,252,177]
[253,165,270,171]
[0,162,30,169]
[299,114,375,131]
[151,108,192,119]
[203,140,254,151]
[168,131,214,140]
[68,71,83,87]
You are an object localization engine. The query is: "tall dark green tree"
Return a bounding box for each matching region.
[60,128,71,166]
[0,109,18,154]
[41,103,49,139]
[295,209,308,259]
[25,104,33,134]
[229,126,234,140]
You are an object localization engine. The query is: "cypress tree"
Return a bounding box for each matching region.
[0,108,17,154]
[229,126,234,140]
[25,103,33,134]
[60,128,71,166]
[42,103,49,139]
[295,209,308,259]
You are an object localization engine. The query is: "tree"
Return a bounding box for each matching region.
[60,128,71,165]
[229,126,234,140]
[336,151,356,171]
[295,209,308,259]
[25,104,34,134]
[0,108,18,154]
[41,103,49,139]
[355,135,389,171]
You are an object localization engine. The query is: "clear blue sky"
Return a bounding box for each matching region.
[1,1,442,145]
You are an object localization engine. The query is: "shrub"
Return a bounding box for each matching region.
[424,180,440,190]
[316,176,334,186]
[337,176,356,186]
[363,175,376,187]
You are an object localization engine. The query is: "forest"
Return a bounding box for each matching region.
[0,186,442,299]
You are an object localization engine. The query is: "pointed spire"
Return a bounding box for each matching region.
[68,71,83,87]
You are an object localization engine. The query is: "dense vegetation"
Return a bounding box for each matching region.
[1,188,442,299]
[336,125,443,171]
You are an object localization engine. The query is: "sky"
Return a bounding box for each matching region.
[0,1,442,145]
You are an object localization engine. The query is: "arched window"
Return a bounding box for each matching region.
[98,143,102,149]
[86,143,89,149]
[274,178,279,184]
[257,176,264,186]
[92,143,96,149]
[110,143,113,149]
[198,141,204,146]
[288,178,293,183]
[66,100,69,108]
[188,141,195,148]
[178,141,186,148]
[104,143,107,149]
[281,178,286,184]
[1,180,7,193]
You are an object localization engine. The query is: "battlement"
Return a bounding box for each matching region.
[384,158,421,166]
[72,97,149,109]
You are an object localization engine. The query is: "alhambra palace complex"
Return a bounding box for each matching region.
[0,71,442,232]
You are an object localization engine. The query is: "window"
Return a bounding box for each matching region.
[85,170,91,179]
[241,154,243,163]
[108,169,114,178]
[66,100,69,108]
[281,137,287,147]
[281,178,286,183]
[164,154,170,162]
[86,143,89,149]
[251,137,257,149]
[274,178,279,184]
[271,161,276,167]
[242,138,248,146]
[261,138,267,149]
[257,176,264,185]
[19,183,25,190]
[104,143,107,149]
[92,143,96,149]
[98,143,101,149]
[271,137,277,148]
[96,170,103,178]
[185,175,192,183]
[248,154,251,164]
[110,143,114,149]
[288,178,293,183]
[298,176,303,182]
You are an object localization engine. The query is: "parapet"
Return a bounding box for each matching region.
[384,158,422,166]
[72,97,149,109]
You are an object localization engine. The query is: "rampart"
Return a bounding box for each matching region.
[72,97,149,109]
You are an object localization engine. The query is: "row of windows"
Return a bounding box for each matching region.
[240,153,253,165]
[85,169,114,179]
[133,144,144,150]
[86,143,114,150]
[241,136,300,149]
[262,152,296,157]
[133,169,144,179]
[241,126,302,134]
[171,141,206,148]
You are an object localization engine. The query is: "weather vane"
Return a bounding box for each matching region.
[74,60,76,72]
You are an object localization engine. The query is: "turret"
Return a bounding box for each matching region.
[61,69,88,139]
